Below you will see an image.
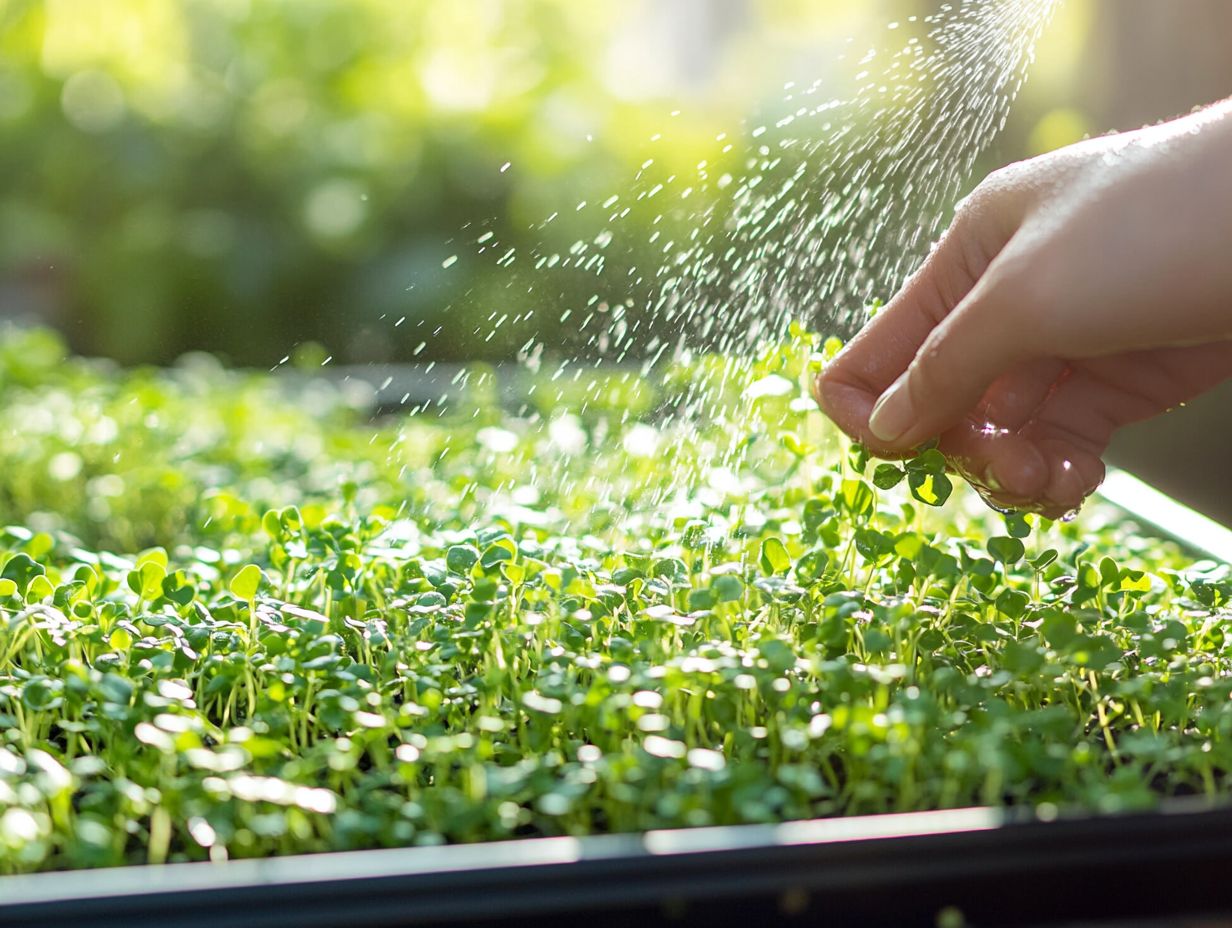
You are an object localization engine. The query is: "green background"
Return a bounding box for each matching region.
[4,0,1227,367]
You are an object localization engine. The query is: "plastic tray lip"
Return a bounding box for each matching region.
[0,806,1006,906]
[2,799,1230,911]
[1098,467,1232,563]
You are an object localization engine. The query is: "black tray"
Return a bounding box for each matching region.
[2,801,1232,928]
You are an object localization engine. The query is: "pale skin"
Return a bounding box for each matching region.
[814,98,1232,519]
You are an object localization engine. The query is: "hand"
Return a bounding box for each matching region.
[814,99,1232,518]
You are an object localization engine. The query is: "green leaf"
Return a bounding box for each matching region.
[994,588,1031,619]
[757,637,797,672]
[854,529,893,562]
[1041,609,1078,649]
[2,553,44,594]
[1119,570,1152,594]
[759,537,792,575]
[480,538,516,570]
[229,564,265,601]
[863,629,892,654]
[908,471,952,507]
[1099,557,1120,588]
[135,548,168,570]
[872,463,905,490]
[821,335,845,360]
[987,536,1025,565]
[1031,549,1058,571]
[680,520,709,550]
[712,575,745,603]
[652,558,689,583]
[446,544,480,574]
[1067,634,1122,672]
[795,547,830,580]
[801,499,833,541]
[262,509,284,540]
[1004,513,1032,538]
[778,431,806,457]
[1002,640,1045,673]
[905,448,946,474]
[127,562,167,601]
[688,587,716,611]
[847,443,871,474]
[26,575,55,603]
[839,479,875,516]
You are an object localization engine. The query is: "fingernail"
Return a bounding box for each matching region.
[868,377,913,444]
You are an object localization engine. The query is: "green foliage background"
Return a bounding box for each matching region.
[0,0,1097,366]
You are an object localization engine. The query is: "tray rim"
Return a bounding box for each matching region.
[4,799,1232,926]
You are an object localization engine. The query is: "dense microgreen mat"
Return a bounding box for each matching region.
[0,327,1230,874]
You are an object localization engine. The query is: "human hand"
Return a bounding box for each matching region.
[814,100,1232,518]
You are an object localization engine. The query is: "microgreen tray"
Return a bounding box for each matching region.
[2,470,1229,928]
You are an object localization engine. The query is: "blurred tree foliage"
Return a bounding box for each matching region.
[0,0,771,365]
[0,0,1103,366]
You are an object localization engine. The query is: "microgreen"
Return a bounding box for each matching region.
[0,326,1228,875]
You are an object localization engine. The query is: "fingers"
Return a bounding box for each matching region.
[1072,342,1232,427]
[814,188,1021,452]
[941,426,1050,502]
[942,423,1104,519]
[864,264,1038,450]
[940,342,1232,516]
[812,270,962,452]
[947,359,1102,517]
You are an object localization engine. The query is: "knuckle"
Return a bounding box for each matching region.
[949,172,1025,280]
[982,159,1036,201]
[960,167,1017,218]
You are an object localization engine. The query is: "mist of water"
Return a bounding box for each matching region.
[395,0,1063,520]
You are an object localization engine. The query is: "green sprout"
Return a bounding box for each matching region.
[0,326,1226,876]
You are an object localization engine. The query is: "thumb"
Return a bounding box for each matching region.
[816,172,1032,451]
[866,270,1034,450]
